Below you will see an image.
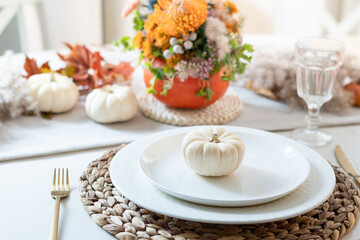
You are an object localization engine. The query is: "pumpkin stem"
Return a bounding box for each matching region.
[50,72,56,82]
[209,133,221,143]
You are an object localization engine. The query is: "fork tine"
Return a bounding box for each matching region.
[52,168,56,191]
[57,168,60,191]
[61,168,64,191]
[66,168,69,191]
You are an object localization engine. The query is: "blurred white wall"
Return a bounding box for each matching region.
[104,0,135,44]
[0,0,360,52]
[105,0,360,42]
[39,0,103,49]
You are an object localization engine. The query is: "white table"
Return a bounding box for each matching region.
[1,35,360,239]
[1,125,359,240]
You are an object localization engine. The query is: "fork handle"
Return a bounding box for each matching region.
[49,196,61,240]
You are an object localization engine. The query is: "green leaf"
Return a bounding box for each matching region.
[152,48,162,58]
[145,63,165,81]
[147,76,158,94]
[204,87,213,100]
[154,67,165,80]
[196,88,205,97]
[133,10,144,31]
[138,52,144,65]
[241,54,252,62]
[210,61,220,75]
[144,61,152,70]
[160,87,168,96]
[114,36,134,51]
[163,65,175,75]
[229,38,239,49]
[242,43,254,53]
[113,40,120,47]
[222,74,234,82]
[149,76,156,85]
[196,87,213,100]
[147,87,157,94]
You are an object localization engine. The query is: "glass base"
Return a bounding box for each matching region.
[292,128,332,147]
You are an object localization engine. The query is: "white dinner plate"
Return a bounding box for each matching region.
[139,130,310,207]
[109,126,335,224]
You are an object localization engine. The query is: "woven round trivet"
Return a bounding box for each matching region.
[79,145,360,240]
[137,92,243,126]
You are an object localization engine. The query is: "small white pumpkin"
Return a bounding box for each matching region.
[182,127,245,177]
[27,73,79,113]
[85,85,138,123]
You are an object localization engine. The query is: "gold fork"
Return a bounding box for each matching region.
[49,168,70,240]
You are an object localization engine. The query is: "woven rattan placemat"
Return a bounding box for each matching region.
[79,145,360,240]
[137,93,243,126]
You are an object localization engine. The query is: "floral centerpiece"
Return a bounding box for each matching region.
[119,0,253,108]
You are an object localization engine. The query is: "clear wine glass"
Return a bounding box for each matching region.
[292,37,345,146]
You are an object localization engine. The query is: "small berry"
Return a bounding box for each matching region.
[173,45,184,54]
[189,32,197,41]
[163,49,173,58]
[184,41,193,49]
[170,37,178,46]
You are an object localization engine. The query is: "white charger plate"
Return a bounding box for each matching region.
[139,131,310,207]
[109,126,335,224]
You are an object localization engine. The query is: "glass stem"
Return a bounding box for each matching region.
[306,106,321,131]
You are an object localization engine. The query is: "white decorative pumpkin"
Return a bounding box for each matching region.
[182,127,245,177]
[27,73,79,113]
[85,85,138,123]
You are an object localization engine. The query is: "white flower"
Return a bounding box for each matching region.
[0,51,37,125]
[205,17,231,60]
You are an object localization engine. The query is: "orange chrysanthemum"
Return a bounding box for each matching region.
[166,54,181,68]
[226,21,239,33]
[144,13,157,33]
[161,42,171,52]
[133,31,144,49]
[153,27,171,48]
[224,1,238,13]
[142,37,153,59]
[154,0,208,36]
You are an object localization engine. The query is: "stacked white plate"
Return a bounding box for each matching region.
[109,126,335,224]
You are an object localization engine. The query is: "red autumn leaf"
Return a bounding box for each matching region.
[73,69,93,87]
[57,42,96,70]
[103,62,134,81]
[91,51,113,88]
[24,56,53,78]
[57,42,134,93]
[91,52,104,79]
[24,56,41,78]
[39,62,52,73]
[345,81,360,107]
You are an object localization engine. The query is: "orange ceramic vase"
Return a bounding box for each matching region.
[143,59,229,109]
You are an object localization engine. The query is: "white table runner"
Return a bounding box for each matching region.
[2,86,360,161]
[1,45,360,161]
